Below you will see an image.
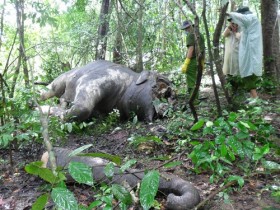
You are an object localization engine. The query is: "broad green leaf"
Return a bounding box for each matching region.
[262,160,280,171]
[38,168,60,184]
[68,162,93,186]
[25,162,59,184]
[253,144,270,161]
[227,175,244,187]
[191,119,205,131]
[220,144,227,157]
[239,121,250,129]
[88,200,103,209]
[32,193,48,210]
[0,134,13,148]
[163,161,182,168]
[215,135,226,144]
[111,184,132,205]
[228,112,237,122]
[25,161,44,175]
[68,144,93,157]
[120,159,137,172]
[79,153,121,166]
[51,187,78,210]
[236,131,249,139]
[140,170,160,210]
[104,162,115,178]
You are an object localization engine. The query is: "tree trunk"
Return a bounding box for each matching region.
[202,0,223,117]
[135,0,144,72]
[95,0,111,60]
[113,1,123,64]
[261,0,280,85]
[212,3,231,104]
[0,0,6,50]
[15,0,29,88]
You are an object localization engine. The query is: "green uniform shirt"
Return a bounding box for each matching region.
[185,32,205,90]
[186,33,205,58]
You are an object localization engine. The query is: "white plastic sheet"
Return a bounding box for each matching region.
[222,31,241,76]
[229,12,263,78]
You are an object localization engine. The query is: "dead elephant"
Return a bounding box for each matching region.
[42,148,201,210]
[40,60,175,121]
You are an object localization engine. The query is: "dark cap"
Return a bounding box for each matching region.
[180,20,192,30]
[227,18,232,22]
[236,6,252,14]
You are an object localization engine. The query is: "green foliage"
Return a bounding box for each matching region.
[111,184,133,205]
[140,170,160,210]
[80,152,122,166]
[128,135,163,148]
[188,109,275,181]
[68,161,94,186]
[51,187,79,210]
[32,193,49,210]
[26,146,162,209]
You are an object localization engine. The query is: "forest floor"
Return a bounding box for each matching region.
[0,77,280,210]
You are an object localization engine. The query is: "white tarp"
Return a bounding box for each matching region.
[229,12,263,78]
[222,31,241,76]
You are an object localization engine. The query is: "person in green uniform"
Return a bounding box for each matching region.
[180,20,205,100]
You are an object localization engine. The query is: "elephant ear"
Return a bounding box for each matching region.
[136,71,150,85]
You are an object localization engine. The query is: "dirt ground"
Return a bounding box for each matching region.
[0,82,280,210]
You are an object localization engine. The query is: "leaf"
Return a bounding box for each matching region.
[88,200,103,209]
[220,144,227,157]
[32,193,49,210]
[239,121,250,129]
[111,184,132,205]
[120,159,137,172]
[79,153,121,166]
[104,162,115,178]
[25,161,44,175]
[51,187,79,210]
[253,144,270,161]
[38,168,60,184]
[66,123,73,133]
[191,119,205,131]
[68,144,93,157]
[262,160,280,171]
[68,162,93,186]
[0,134,13,148]
[25,162,59,184]
[140,170,160,210]
[163,161,182,168]
[227,175,244,187]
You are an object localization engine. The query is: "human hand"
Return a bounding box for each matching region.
[181,58,191,74]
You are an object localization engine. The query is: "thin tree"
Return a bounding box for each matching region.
[95,0,111,60]
[113,0,123,64]
[0,0,6,50]
[261,0,280,90]
[202,0,224,117]
[135,0,144,72]
[212,2,231,105]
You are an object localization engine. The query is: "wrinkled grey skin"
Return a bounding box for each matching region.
[46,148,201,210]
[41,60,175,121]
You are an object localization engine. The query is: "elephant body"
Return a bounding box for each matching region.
[41,60,175,121]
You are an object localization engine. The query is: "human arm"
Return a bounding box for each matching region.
[181,46,194,73]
